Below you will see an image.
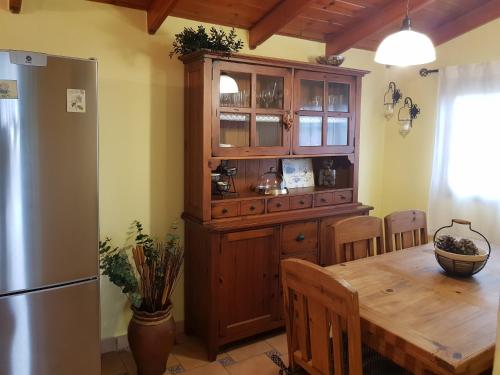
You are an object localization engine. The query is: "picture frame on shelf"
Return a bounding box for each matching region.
[282,158,315,189]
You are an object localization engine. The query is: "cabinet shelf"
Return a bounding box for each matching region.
[211,187,353,202]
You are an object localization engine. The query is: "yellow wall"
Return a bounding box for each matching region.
[0,0,386,339]
[341,49,388,218]
[380,18,500,218]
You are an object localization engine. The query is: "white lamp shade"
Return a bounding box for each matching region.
[220,74,239,94]
[375,30,436,67]
[399,120,412,137]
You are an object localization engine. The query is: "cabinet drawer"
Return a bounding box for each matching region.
[334,190,353,205]
[267,196,290,213]
[240,199,265,216]
[290,195,313,210]
[211,202,239,219]
[282,221,318,254]
[315,192,334,207]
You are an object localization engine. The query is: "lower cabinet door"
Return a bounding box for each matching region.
[218,227,281,340]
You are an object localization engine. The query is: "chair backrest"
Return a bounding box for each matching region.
[384,210,428,252]
[329,216,384,265]
[281,258,362,375]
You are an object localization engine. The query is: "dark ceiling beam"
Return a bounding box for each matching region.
[325,0,435,56]
[147,0,180,34]
[9,0,22,13]
[249,0,315,49]
[431,0,500,46]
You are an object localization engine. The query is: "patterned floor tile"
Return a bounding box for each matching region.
[218,355,237,367]
[182,361,228,375]
[227,339,273,362]
[167,364,186,374]
[172,336,228,370]
[225,353,281,375]
[265,333,288,355]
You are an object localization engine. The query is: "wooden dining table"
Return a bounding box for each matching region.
[325,243,500,375]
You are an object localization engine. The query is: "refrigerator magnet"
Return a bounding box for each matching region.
[0,80,18,99]
[67,89,86,113]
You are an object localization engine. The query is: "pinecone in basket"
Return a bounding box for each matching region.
[456,238,479,255]
[436,235,458,253]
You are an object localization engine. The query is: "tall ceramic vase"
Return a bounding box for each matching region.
[128,305,176,375]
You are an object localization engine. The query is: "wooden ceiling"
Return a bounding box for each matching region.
[11,0,500,55]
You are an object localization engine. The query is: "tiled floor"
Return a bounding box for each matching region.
[101,331,289,375]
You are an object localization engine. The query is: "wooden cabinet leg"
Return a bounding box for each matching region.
[207,342,219,362]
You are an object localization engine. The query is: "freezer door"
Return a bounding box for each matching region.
[0,51,98,294]
[0,280,100,375]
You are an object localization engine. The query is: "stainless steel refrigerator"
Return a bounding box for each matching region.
[0,51,100,374]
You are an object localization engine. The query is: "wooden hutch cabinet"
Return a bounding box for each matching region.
[181,51,372,360]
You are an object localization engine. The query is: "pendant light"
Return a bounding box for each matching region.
[219,73,239,94]
[375,0,436,67]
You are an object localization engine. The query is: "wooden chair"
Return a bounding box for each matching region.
[384,210,428,252]
[329,216,384,265]
[281,258,363,375]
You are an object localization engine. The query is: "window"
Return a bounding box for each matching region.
[429,62,500,244]
[447,94,500,200]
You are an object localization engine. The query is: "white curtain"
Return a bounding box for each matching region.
[429,61,500,243]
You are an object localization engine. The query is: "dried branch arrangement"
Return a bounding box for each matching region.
[100,221,183,313]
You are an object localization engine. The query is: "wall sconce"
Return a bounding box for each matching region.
[384,81,402,119]
[397,97,420,137]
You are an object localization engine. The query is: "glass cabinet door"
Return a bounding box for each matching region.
[293,71,355,154]
[328,82,349,112]
[327,117,349,146]
[300,80,324,111]
[256,115,283,147]
[219,71,251,108]
[256,75,284,109]
[298,116,323,146]
[213,61,292,156]
[220,113,250,148]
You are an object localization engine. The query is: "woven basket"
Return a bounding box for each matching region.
[433,219,491,277]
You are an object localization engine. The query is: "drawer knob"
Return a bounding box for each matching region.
[299,200,305,205]
[296,234,305,242]
[222,208,228,214]
[321,198,327,203]
[250,205,256,211]
[276,202,282,208]
[340,195,346,200]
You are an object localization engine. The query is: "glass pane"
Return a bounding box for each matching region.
[328,82,349,112]
[256,115,283,147]
[299,116,322,146]
[300,80,324,111]
[219,71,251,108]
[220,113,250,147]
[257,75,284,109]
[327,117,348,146]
